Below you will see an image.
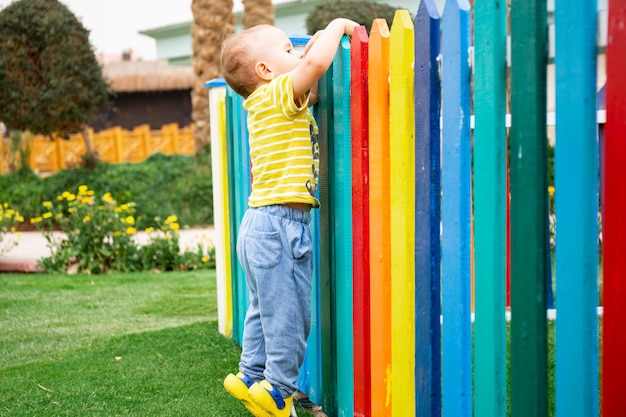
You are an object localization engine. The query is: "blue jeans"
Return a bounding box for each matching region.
[236,205,313,398]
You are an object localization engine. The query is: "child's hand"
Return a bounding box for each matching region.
[291,18,363,99]
[340,18,360,36]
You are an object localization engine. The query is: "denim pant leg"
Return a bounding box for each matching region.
[236,205,312,398]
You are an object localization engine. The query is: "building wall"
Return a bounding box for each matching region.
[92,90,192,131]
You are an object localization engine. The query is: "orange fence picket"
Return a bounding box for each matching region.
[0,123,195,175]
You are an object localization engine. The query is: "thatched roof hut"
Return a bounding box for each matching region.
[103,60,194,93]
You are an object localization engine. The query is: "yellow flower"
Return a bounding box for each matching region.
[170,223,180,231]
[43,201,53,208]
[68,207,75,213]
[78,185,88,195]
[201,256,209,263]
[5,209,14,217]
[114,231,122,237]
[102,193,114,203]
[31,217,43,224]
[66,193,76,202]
[42,212,53,219]
[125,227,137,235]
[125,216,135,225]
[548,185,555,197]
[57,195,64,201]
[83,215,91,223]
[145,227,155,233]
[81,197,91,204]
[10,227,16,232]
[56,213,63,219]
[165,215,178,225]
[16,232,23,238]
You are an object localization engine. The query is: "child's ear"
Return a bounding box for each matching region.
[255,61,273,81]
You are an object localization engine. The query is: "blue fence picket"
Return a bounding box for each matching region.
[413,1,441,416]
[440,1,472,416]
[554,2,599,417]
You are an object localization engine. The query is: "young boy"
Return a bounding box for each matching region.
[220,18,359,417]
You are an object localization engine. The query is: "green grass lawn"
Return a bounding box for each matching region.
[0,272,315,416]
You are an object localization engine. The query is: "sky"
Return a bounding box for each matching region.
[1,0,197,60]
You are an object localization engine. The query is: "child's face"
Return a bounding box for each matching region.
[256,26,303,78]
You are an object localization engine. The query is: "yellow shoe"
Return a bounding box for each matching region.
[248,380,294,417]
[223,372,269,417]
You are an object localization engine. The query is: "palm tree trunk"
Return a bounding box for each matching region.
[191,0,236,152]
[81,125,99,169]
[242,0,275,28]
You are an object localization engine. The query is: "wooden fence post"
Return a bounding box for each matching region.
[413,1,441,416]
[603,1,626,416]
[440,1,472,416]
[389,9,415,417]
[330,35,354,417]
[368,18,392,417]
[510,0,549,416]
[473,0,508,416]
[554,1,599,417]
[351,25,370,417]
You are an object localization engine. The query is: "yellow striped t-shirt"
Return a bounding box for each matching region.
[243,72,320,208]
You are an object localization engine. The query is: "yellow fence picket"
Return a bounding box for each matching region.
[389,9,416,417]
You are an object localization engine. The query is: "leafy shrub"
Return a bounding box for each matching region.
[0,202,23,257]
[32,186,215,274]
[305,0,400,34]
[1,149,213,229]
[0,168,45,221]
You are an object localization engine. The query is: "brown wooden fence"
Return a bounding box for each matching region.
[0,123,195,175]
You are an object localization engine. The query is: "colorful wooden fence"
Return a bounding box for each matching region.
[207,1,624,416]
[0,123,195,175]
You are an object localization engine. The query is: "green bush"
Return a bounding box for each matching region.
[305,0,400,34]
[31,186,215,274]
[1,148,213,229]
[0,202,23,257]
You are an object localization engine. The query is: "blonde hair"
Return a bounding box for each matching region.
[221,25,270,98]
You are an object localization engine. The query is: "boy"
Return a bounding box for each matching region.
[220,18,359,417]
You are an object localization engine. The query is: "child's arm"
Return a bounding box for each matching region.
[309,82,319,106]
[292,18,359,99]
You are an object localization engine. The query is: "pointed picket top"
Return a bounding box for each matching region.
[418,0,441,20]
[443,0,471,16]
